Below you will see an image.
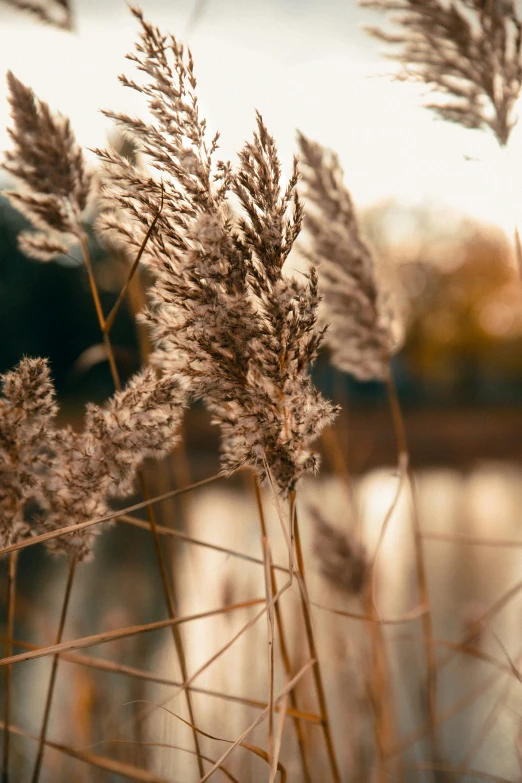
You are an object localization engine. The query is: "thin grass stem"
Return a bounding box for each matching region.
[362,579,398,779]
[136,474,204,776]
[103,183,164,335]
[1,719,172,783]
[262,534,275,762]
[78,234,205,777]
[452,670,515,783]
[30,554,77,783]
[291,492,342,783]
[253,478,313,783]
[389,642,522,759]
[384,363,440,760]
[320,425,360,537]
[422,530,522,548]
[0,473,229,560]
[435,578,522,676]
[407,762,513,783]
[1,551,17,783]
[120,512,287,572]
[0,598,265,669]
[198,659,315,782]
[3,636,324,723]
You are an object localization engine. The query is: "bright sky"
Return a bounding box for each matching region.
[1,0,522,235]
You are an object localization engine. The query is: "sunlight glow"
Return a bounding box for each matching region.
[1,0,521,236]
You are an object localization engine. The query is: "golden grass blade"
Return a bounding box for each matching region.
[0,599,264,668]
[1,636,322,724]
[453,671,515,782]
[319,425,359,533]
[291,494,342,783]
[262,534,276,763]
[144,705,288,782]
[389,648,522,758]
[362,579,398,777]
[122,577,293,739]
[262,468,340,783]
[385,363,439,758]
[197,660,315,782]
[261,454,293,569]
[369,450,408,572]
[83,176,205,774]
[161,582,292,708]
[119,513,288,573]
[492,632,522,687]
[2,551,17,783]
[31,556,77,783]
[79,236,121,386]
[0,473,228,559]
[135,471,205,777]
[103,183,164,334]
[269,693,288,783]
[422,531,522,548]
[253,476,313,782]
[422,638,517,678]
[79,740,240,783]
[0,720,173,783]
[312,600,428,625]
[237,742,286,783]
[435,578,522,675]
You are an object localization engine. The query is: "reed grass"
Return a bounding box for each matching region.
[1,2,522,781]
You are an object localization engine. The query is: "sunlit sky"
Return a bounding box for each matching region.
[1,0,522,235]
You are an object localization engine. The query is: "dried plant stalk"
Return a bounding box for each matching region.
[0,357,187,779]
[291,495,342,783]
[253,478,313,783]
[96,15,341,776]
[2,551,17,783]
[3,61,207,776]
[30,556,76,783]
[298,127,440,769]
[97,8,336,495]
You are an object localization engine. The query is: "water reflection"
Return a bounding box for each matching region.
[148,463,522,782]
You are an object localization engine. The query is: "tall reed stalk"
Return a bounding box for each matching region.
[31,556,76,783]
[2,551,17,783]
[291,493,342,783]
[78,236,205,778]
[253,476,313,783]
[384,366,440,759]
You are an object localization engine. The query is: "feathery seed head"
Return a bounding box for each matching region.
[0,357,185,560]
[312,506,368,595]
[41,367,186,561]
[3,71,93,259]
[298,132,397,381]
[361,0,522,146]
[97,13,335,492]
[0,357,58,548]
[1,0,73,30]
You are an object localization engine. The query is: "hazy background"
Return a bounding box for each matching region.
[1,0,522,230]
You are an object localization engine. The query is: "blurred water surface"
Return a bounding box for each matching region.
[143,461,522,783]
